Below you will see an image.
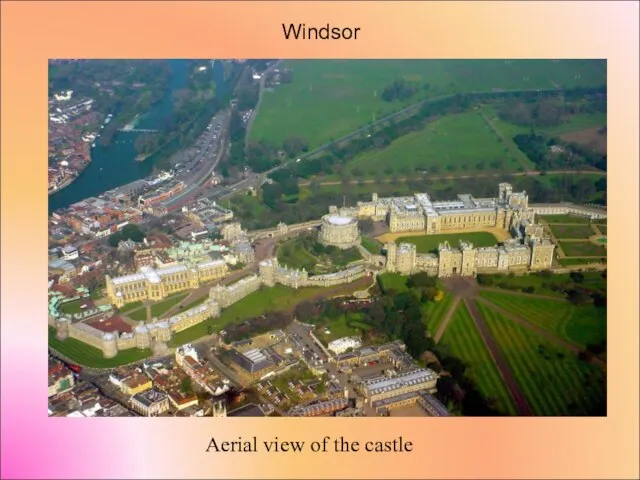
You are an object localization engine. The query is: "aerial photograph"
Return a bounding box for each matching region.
[48,59,607,418]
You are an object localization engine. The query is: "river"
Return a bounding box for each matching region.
[49,59,225,213]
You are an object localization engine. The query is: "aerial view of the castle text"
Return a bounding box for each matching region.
[48,59,607,417]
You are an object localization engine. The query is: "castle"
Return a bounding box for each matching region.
[52,183,606,362]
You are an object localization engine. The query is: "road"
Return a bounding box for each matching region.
[162,111,230,208]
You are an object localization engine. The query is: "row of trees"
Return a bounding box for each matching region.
[513,133,606,172]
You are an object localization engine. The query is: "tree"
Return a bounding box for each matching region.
[180,376,193,395]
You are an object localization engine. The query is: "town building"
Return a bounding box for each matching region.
[357,368,439,403]
[130,389,170,416]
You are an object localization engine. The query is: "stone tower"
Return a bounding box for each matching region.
[530,240,556,269]
[102,333,118,359]
[395,243,416,275]
[259,258,278,287]
[384,243,397,272]
[459,242,477,277]
[55,316,70,340]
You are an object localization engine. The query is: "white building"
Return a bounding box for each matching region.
[328,336,362,355]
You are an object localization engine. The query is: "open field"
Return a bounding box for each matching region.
[478,271,606,297]
[119,301,143,314]
[361,236,383,254]
[485,108,607,138]
[560,127,607,155]
[478,303,606,416]
[549,224,596,240]
[392,231,500,254]
[339,112,525,178]
[58,299,92,315]
[251,60,606,149]
[316,312,371,344]
[558,257,606,267]
[151,293,190,318]
[538,214,593,224]
[478,290,606,347]
[597,225,607,235]
[558,240,607,257]
[423,292,455,338]
[377,273,409,293]
[440,303,517,415]
[48,327,151,368]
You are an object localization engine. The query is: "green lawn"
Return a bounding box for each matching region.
[486,108,607,137]
[119,301,143,314]
[597,225,607,235]
[549,224,595,240]
[440,303,517,415]
[340,112,522,178]
[168,285,331,347]
[559,241,607,257]
[180,295,209,311]
[58,299,91,315]
[398,231,499,254]
[377,273,409,293]
[558,257,606,267]
[538,214,592,224]
[317,313,371,344]
[251,60,606,149]
[423,292,454,338]
[128,307,148,322]
[150,293,190,318]
[478,303,606,416]
[479,290,606,347]
[48,327,151,368]
[480,271,606,297]
[361,236,383,255]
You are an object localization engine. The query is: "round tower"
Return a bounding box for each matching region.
[102,333,118,359]
[55,316,70,341]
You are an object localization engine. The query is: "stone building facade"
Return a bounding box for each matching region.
[105,261,228,308]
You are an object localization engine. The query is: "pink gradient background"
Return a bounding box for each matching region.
[1,1,638,479]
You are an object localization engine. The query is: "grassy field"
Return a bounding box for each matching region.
[168,284,332,347]
[338,112,524,178]
[558,257,606,267]
[48,327,151,368]
[479,290,606,347]
[480,271,606,297]
[485,107,607,138]
[597,225,607,235]
[180,294,209,311]
[119,301,143,314]
[423,293,454,338]
[538,214,593,224]
[377,273,409,293]
[559,241,607,257]
[398,231,500,254]
[128,306,148,322]
[549,224,596,239]
[58,299,91,315]
[440,303,517,415]
[361,236,383,254]
[316,312,372,344]
[478,303,606,416]
[150,293,190,318]
[251,60,606,149]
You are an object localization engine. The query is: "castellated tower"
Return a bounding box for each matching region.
[395,243,417,275]
[55,316,70,340]
[259,258,278,287]
[529,239,556,269]
[498,183,513,203]
[102,333,118,359]
[384,243,397,272]
[460,242,477,277]
[135,324,151,349]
